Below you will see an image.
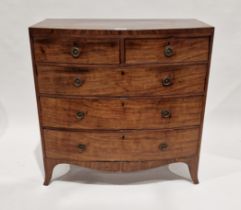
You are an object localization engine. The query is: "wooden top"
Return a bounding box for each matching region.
[30,19,213,30]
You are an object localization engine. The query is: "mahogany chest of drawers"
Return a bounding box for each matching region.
[29,19,214,185]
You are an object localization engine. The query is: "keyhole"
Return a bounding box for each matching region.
[121,71,125,75]
[121,102,125,107]
[40,47,45,54]
[122,135,125,140]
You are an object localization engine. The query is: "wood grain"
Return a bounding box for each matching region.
[125,38,209,64]
[37,64,207,96]
[44,128,199,161]
[29,19,214,185]
[43,156,196,183]
[33,37,120,64]
[29,19,214,37]
[31,19,213,30]
[40,96,203,129]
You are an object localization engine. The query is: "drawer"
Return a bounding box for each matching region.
[125,38,209,64]
[38,64,207,96]
[40,96,203,129]
[44,128,200,161]
[33,37,120,64]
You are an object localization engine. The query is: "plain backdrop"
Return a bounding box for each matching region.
[0,0,241,210]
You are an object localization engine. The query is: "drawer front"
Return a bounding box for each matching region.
[125,38,209,64]
[44,128,200,161]
[38,64,207,96]
[33,38,120,64]
[40,96,203,129]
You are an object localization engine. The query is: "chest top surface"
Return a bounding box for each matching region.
[29,19,214,37]
[30,19,213,30]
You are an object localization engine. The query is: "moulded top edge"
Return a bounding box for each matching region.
[29,19,214,31]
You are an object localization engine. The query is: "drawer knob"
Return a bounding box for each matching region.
[159,143,168,151]
[76,111,85,120]
[162,77,172,86]
[73,78,84,87]
[71,47,81,58]
[164,46,174,57]
[161,110,172,118]
[77,144,86,152]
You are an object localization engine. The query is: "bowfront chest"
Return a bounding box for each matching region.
[29,19,214,185]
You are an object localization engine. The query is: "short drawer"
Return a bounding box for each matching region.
[37,64,207,96]
[125,37,209,64]
[44,128,200,161]
[33,37,120,64]
[40,96,203,129]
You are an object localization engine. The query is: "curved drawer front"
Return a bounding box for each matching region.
[40,96,203,129]
[44,128,200,161]
[38,64,207,96]
[125,38,209,64]
[33,38,120,64]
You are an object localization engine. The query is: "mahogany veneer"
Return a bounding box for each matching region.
[29,19,214,185]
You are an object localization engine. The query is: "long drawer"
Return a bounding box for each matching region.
[33,37,120,64]
[44,128,200,161]
[125,37,209,64]
[37,64,207,96]
[40,96,203,129]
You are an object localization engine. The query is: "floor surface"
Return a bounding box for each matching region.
[1,122,241,210]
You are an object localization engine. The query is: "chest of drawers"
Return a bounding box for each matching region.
[29,19,214,185]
